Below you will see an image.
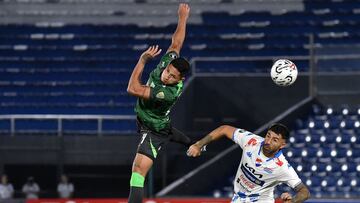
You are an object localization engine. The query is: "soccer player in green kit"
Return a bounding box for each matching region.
[127,3,193,203]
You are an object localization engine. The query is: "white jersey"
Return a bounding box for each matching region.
[231,128,302,203]
[0,183,14,199]
[57,183,74,198]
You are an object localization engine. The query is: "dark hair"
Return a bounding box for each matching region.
[268,123,290,141]
[170,57,190,76]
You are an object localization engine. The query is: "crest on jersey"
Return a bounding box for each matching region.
[255,158,262,167]
[156,92,165,99]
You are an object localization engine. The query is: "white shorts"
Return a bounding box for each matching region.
[231,193,274,203]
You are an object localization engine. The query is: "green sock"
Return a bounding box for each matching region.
[128,172,144,203]
[130,172,145,187]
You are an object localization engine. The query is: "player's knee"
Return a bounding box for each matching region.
[132,163,148,177]
[132,163,142,172]
[132,153,153,176]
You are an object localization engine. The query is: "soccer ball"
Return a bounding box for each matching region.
[270,59,298,86]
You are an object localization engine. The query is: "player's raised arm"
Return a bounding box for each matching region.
[187,125,236,157]
[167,3,190,54]
[127,45,162,99]
[281,183,310,203]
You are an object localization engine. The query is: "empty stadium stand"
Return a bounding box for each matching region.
[0,0,359,134]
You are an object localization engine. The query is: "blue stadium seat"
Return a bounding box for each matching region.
[325,162,342,175]
[287,147,303,158]
[308,176,322,190]
[2,1,360,136]
[102,119,137,134]
[0,119,11,134]
[15,119,58,133]
[321,177,337,193]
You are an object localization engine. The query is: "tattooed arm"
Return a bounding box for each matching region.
[281,183,310,203]
[292,183,310,203]
[187,125,236,157]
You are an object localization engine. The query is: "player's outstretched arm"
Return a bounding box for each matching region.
[127,45,162,99]
[187,125,236,157]
[281,183,310,203]
[167,3,190,54]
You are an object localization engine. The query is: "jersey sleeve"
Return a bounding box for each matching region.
[149,84,174,102]
[281,164,303,189]
[156,51,179,70]
[232,128,261,149]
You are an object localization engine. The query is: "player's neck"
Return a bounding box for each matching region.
[261,148,277,158]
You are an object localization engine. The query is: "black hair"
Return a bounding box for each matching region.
[268,123,290,141]
[170,57,190,76]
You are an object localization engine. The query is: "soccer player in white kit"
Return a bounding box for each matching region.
[187,123,310,203]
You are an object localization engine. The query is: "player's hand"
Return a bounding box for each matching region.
[280,192,292,203]
[140,45,162,63]
[178,3,190,20]
[186,143,201,157]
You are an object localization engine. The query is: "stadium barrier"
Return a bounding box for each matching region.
[26,199,360,203]
[27,198,287,203]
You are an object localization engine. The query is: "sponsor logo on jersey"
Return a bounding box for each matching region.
[255,158,262,167]
[237,175,256,190]
[156,92,165,99]
[241,163,265,186]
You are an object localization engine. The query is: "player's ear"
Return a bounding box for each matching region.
[279,141,287,149]
[181,76,185,81]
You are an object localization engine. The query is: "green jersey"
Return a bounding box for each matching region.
[135,51,183,133]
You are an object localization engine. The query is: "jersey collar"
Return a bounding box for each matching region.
[258,141,283,162]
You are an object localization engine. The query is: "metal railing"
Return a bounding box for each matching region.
[0,114,136,136]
